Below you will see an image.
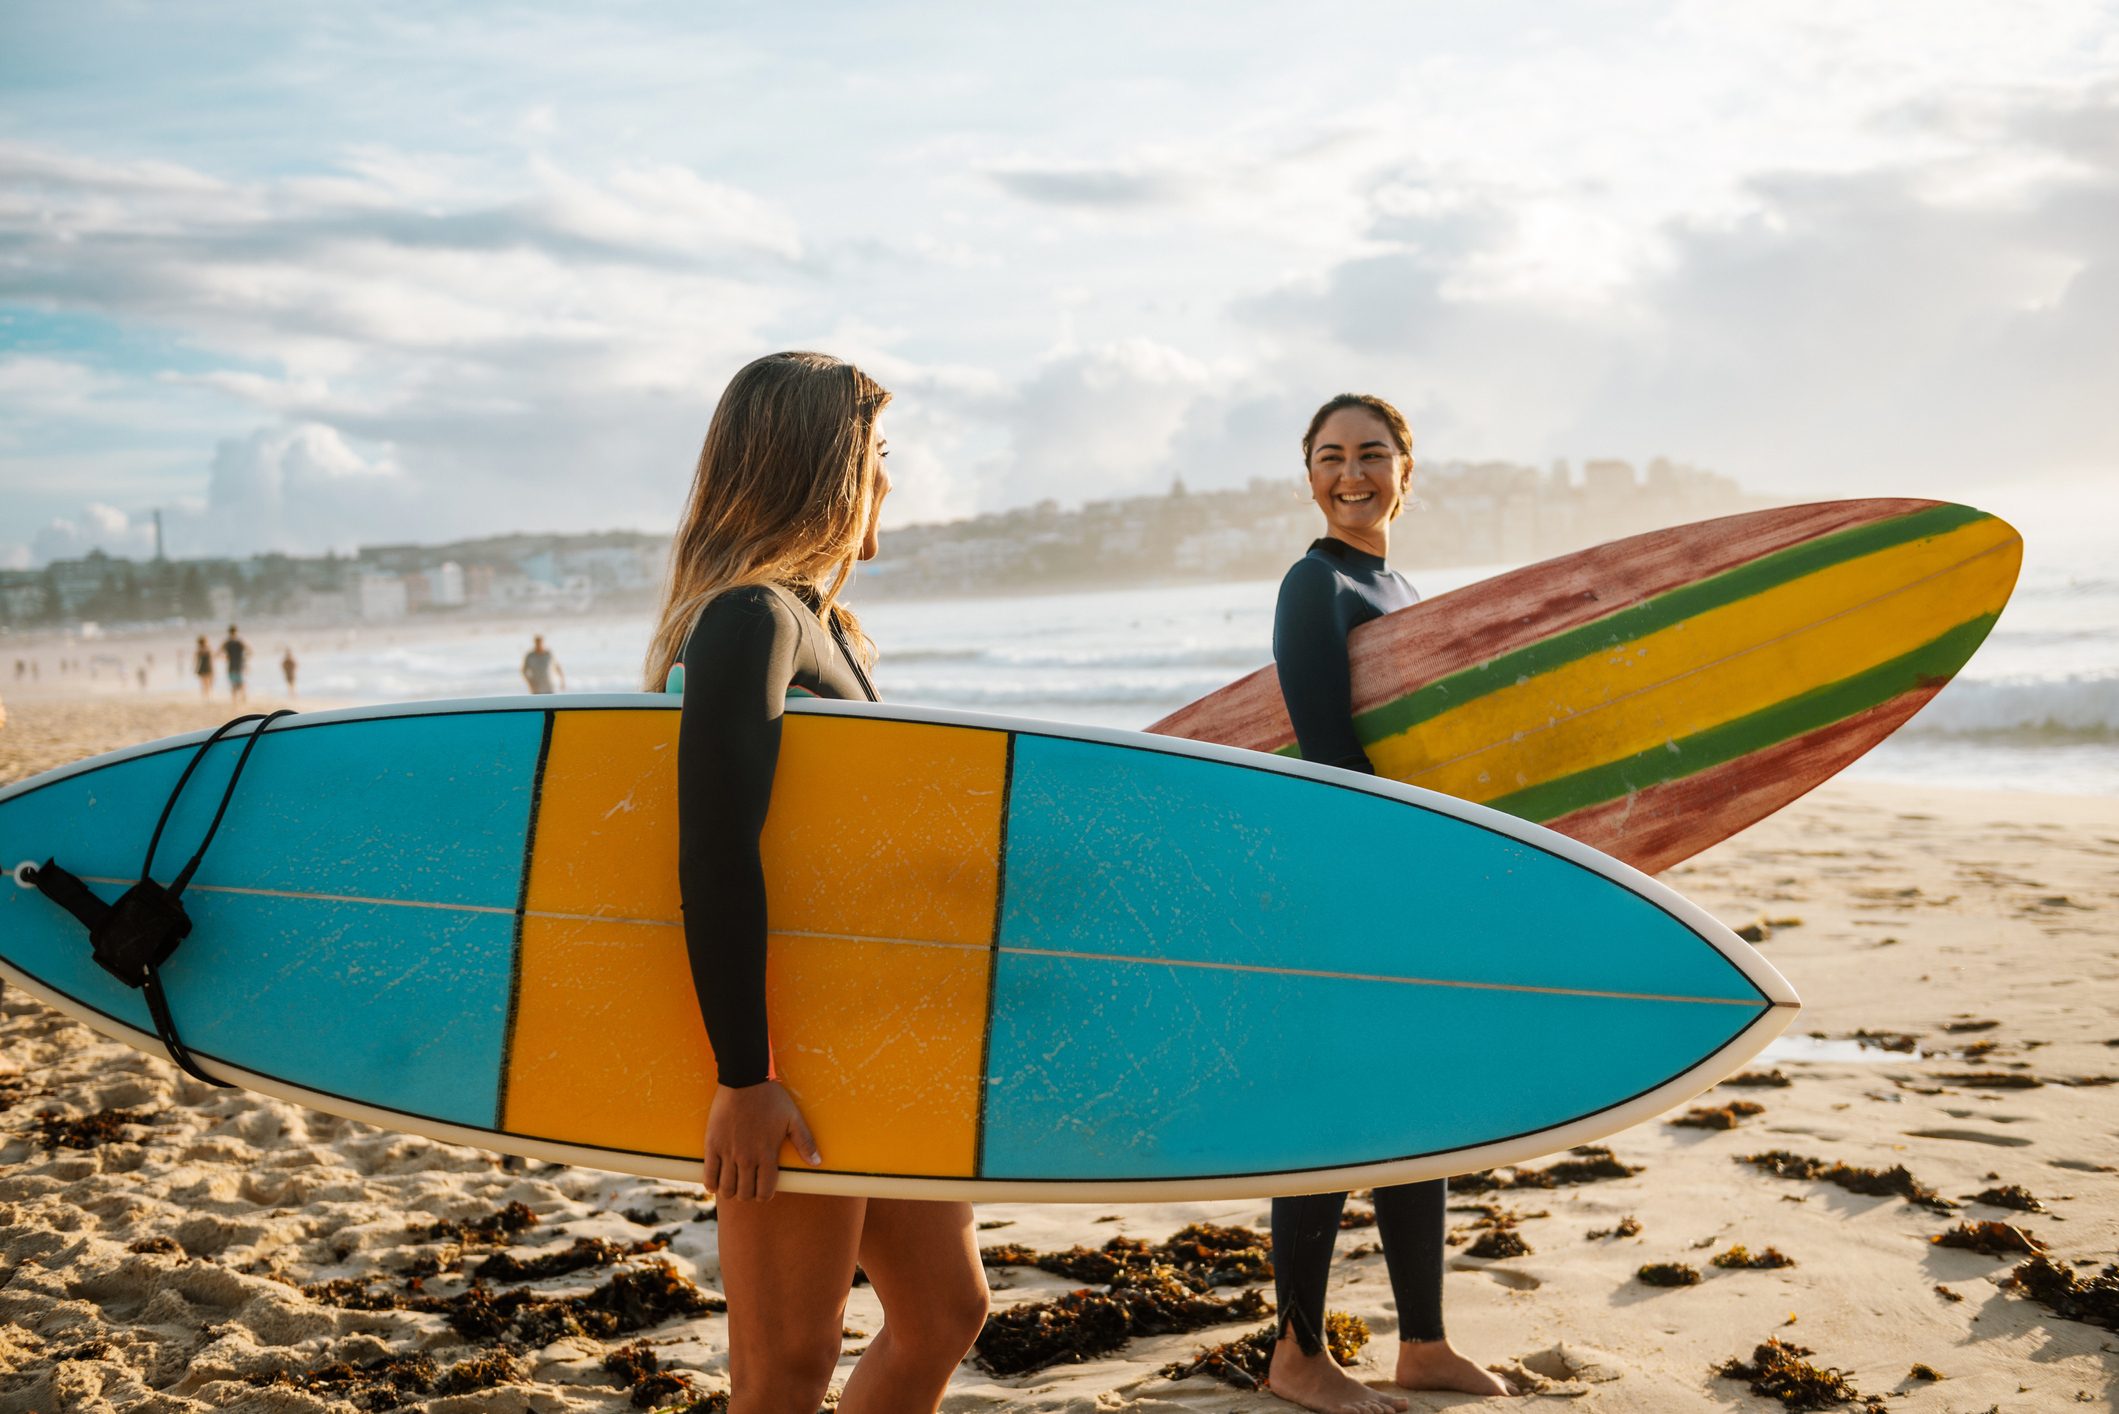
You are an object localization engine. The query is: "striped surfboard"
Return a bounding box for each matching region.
[0,699,1794,1200]
[1150,500,2021,873]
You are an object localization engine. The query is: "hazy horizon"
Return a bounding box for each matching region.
[5,1,2117,568]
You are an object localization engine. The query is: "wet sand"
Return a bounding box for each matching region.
[1,697,2114,1411]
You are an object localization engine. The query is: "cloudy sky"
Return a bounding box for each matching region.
[4,0,2116,567]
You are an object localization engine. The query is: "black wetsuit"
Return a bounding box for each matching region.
[674,583,876,1087]
[1269,537,1447,1352]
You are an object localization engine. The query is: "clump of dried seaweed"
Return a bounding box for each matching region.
[1467,1230,1532,1259]
[1670,1100,1765,1130]
[1736,1151,1955,1212]
[303,1259,723,1347]
[1714,1339,1882,1411]
[408,1200,540,1246]
[475,1232,677,1283]
[2004,1255,2119,1331]
[1636,1263,1700,1287]
[1443,1146,1635,1195]
[1932,1221,2045,1258]
[1941,1018,1999,1033]
[603,1342,697,1409]
[1967,1184,2046,1212]
[1930,1070,2042,1089]
[982,1222,1272,1290]
[32,1107,158,1150]
[1907,1363,1943,1381]
[1720,1069,1792,1088]
[243,1354,456,1411]
[126,1236,181,1256]
[974,1266,1272,1376]
[1711,1245,1795,1270]
[1587,1217,1641,1240]
[1339,1205,1377,1230]
[1162,1313,1370,1390]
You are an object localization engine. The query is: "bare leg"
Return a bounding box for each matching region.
[838,1198,988,1413]
[718,1189,866,1414]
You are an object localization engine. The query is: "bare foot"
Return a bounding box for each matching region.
[1268,1338,1410,1414]
[1394,1337,1520,1396]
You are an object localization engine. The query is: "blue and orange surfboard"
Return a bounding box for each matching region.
[0,698,1795,1199]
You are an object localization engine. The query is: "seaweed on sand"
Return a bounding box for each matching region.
[1162,1312,1371,1390]
[1931,1070,2042,1089]
[2004,1254,2119,1332]
[1966,1183,2045,1212]
[981,1222,1273,1289]
[1714,1338,1883,1411]
[1586,1217,1641,1240]
[303,1259,724,1347]
[1711,1245,1796,1269]
[1670,1100,1765,1129]
[244,1354,441,1411]
[32,1107,158,1150]
[1636,1263,1699,1287]
[1736,1150,1955,1212]
[1466,1229,1532,1259]
[1931,1221,2045,1258]
[604,1342,697,1409]
[974,1266,1272,1376]
[409,1200,540,1245]
[474,1231,678,1282]
[1720,1069,1792,1088]
[1507,1145,1641,1187]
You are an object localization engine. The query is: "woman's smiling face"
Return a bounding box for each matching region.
[1306,405,1407,543]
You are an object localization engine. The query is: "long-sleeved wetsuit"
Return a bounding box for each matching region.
[1269,536,1448,1353]
[673,583,876,1088]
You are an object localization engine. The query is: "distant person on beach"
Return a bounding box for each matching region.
[643,352,983,1411]
[1266,394,1518,1411]
[135,665,148,692]
[520,635,564,694]
[193,637,213,698]
[220,626,250,704]
[281,648,299,695]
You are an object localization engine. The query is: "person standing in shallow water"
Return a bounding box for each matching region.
[642,351,987,1413]
[220,625,250,704]
[1266,393,1519,1412]
[193,636,214,699]
[521,635,564,694]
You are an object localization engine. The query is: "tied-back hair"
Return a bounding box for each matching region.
[642,352,890,691]
[1301,392,1416,521]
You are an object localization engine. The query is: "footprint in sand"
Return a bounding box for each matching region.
[1449,1259,1542,1291]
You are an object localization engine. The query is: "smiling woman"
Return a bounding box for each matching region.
[1265,392,1519,1410]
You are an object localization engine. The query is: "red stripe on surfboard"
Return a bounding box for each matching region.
[1536,683,1946,874]
[1147,498,1937,752]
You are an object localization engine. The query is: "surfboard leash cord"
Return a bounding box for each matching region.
[23,709,296,1088]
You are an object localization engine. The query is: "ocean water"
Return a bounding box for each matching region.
[295,548,2119,797]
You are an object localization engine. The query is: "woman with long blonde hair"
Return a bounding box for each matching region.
[646,352,988,1412]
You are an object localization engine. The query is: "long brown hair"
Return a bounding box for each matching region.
[1301,392,1416,520]
[643,352,890,690]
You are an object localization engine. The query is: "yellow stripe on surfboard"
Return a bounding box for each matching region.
[501,709,1008,1177]
[1367,514,2021,801]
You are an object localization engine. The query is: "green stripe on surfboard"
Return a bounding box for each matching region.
[1479,612,1999,824]
[1322,501,1994,753]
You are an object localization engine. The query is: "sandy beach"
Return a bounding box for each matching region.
[1,697,2113,1412]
